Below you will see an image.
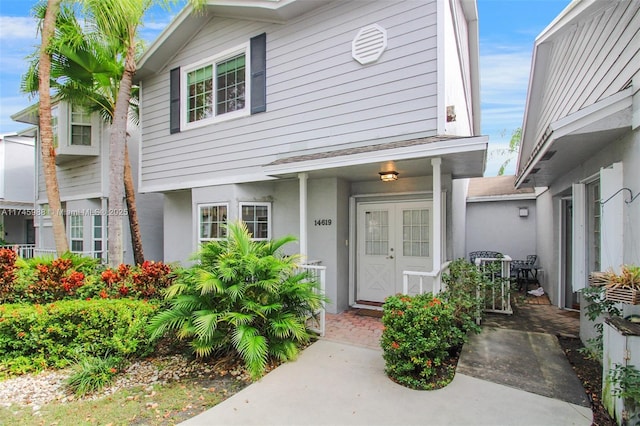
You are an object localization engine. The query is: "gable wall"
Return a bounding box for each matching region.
[140,0,440,191]
[522,2,639,161]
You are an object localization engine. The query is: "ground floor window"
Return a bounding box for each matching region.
[93,215,104,259]
[69,215,83,252]
[240,202,270,240]
[199,204,228,243]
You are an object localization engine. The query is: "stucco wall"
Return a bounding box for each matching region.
[465,199,537,262]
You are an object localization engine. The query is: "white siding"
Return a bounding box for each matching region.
[140,0,440,191]
[1,136,35,203]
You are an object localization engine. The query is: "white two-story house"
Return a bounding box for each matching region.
[0,131,36,246]
[12,101,164,262]
[136,0,487,314]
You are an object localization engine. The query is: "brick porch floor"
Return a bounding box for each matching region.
[322,292,580,350]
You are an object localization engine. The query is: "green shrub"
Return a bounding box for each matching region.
[66,354,123,396]
[0,299,158,376]
[148,222,326,380]
[441,258,486,334]
[381,293,465,390]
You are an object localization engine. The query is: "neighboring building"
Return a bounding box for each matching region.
[12,101,164,263]
[517,0,639,317]
[517,3,639,420]
[136,0,487,314]
[0,131,36,246]
[463,175,540,264]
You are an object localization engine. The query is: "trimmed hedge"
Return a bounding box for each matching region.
[0,299,159,371]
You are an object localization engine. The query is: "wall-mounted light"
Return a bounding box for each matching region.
[379,171,399,182]
[519,207,529,217]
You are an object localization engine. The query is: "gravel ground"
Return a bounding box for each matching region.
[0,353,251,410]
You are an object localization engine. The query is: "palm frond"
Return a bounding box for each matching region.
[232,324,268,379]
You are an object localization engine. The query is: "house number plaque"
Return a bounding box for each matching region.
[314,219,332,226]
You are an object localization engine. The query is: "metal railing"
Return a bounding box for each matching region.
[300,263,327,337]
[475,256,512,315]
[402,261,452,296]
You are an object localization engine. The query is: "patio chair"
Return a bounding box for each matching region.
[469,251,503,265]
[512,255,538,291]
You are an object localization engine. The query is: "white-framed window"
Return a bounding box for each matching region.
[70,104,92,146]
[587,180,601,273]
[69,215,84,252]
[182,44,249,129]
[240,202,270,240]
[51,105,59,148]
[92,214,104,259]
[199,203,228,243]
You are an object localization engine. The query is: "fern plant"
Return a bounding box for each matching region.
[148,222,326,379]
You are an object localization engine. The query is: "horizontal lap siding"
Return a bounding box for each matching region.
[532,2,639,145]
[140,0,438,190]
[38,156,102,201]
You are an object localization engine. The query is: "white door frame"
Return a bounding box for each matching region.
[348,191,433,307]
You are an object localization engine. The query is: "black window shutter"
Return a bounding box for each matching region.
[250,33,267,114]
[169,67,181,134]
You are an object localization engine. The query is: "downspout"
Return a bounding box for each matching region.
[298,172,308,260]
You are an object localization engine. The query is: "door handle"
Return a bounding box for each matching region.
[387,255,394,259]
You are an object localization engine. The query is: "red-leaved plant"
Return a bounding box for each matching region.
[0,248,18,303]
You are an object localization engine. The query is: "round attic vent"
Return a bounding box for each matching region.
[352,24,387,65]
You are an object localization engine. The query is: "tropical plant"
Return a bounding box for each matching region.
[441,258,486,333]
[580,284,621,360]
[0,248,18,303]
[148,222,326,379]
[491,127,522,176]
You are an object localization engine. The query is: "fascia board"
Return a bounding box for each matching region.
[263,136,488,175]
[138,173,277,194]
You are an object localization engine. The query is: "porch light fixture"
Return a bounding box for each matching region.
[379,171,398,182]
[519,207,529,217]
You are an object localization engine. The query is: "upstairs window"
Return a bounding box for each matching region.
[70,105,92,146]
[51,105,59,148]
[184,47,248,128]
[170,34,266,134]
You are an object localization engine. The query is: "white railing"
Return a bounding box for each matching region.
[300,263,327,337]
[1,244,105,261]
[402,261,452,296]
[475,256,512,316]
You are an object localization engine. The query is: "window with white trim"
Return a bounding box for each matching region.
[51,105,59,148]
[184,46,248,128]
[92,214,104,259]
[69,215,84,252]
[199,204,228,243]
[240,202,270,240]
[70,104,92,146]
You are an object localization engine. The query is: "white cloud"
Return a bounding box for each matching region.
[0,16,38,40]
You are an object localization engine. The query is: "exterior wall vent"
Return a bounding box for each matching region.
[352,24,387,65]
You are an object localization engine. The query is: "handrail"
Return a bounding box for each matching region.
[300,263,327,337]
[402,261,452,295]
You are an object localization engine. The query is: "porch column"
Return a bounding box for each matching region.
[298,172,308,260]
[431,158,442,273]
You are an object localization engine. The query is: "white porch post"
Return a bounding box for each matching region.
[299,173,308,260]
[432,158,442,275]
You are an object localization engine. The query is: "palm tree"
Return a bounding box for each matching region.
[23,4,146,264]
[81,0,206,267]
[37,0,69,255]
[491,127,522,176]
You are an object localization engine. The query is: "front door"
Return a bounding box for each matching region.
[356,201,432,303]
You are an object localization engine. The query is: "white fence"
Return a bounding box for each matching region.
[402,261,452,296]
[475,256,512,315]
[0,244,104,260]
[300,263,327,337]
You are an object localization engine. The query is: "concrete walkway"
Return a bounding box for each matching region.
[181,338,592,426]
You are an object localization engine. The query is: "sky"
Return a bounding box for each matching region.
[0,0,570,176]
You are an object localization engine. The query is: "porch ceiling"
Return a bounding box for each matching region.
[263,135,488,182]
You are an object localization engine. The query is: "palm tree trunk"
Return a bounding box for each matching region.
[108,41,136,267]
[124,145,144,265]
[39,0,69,255]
